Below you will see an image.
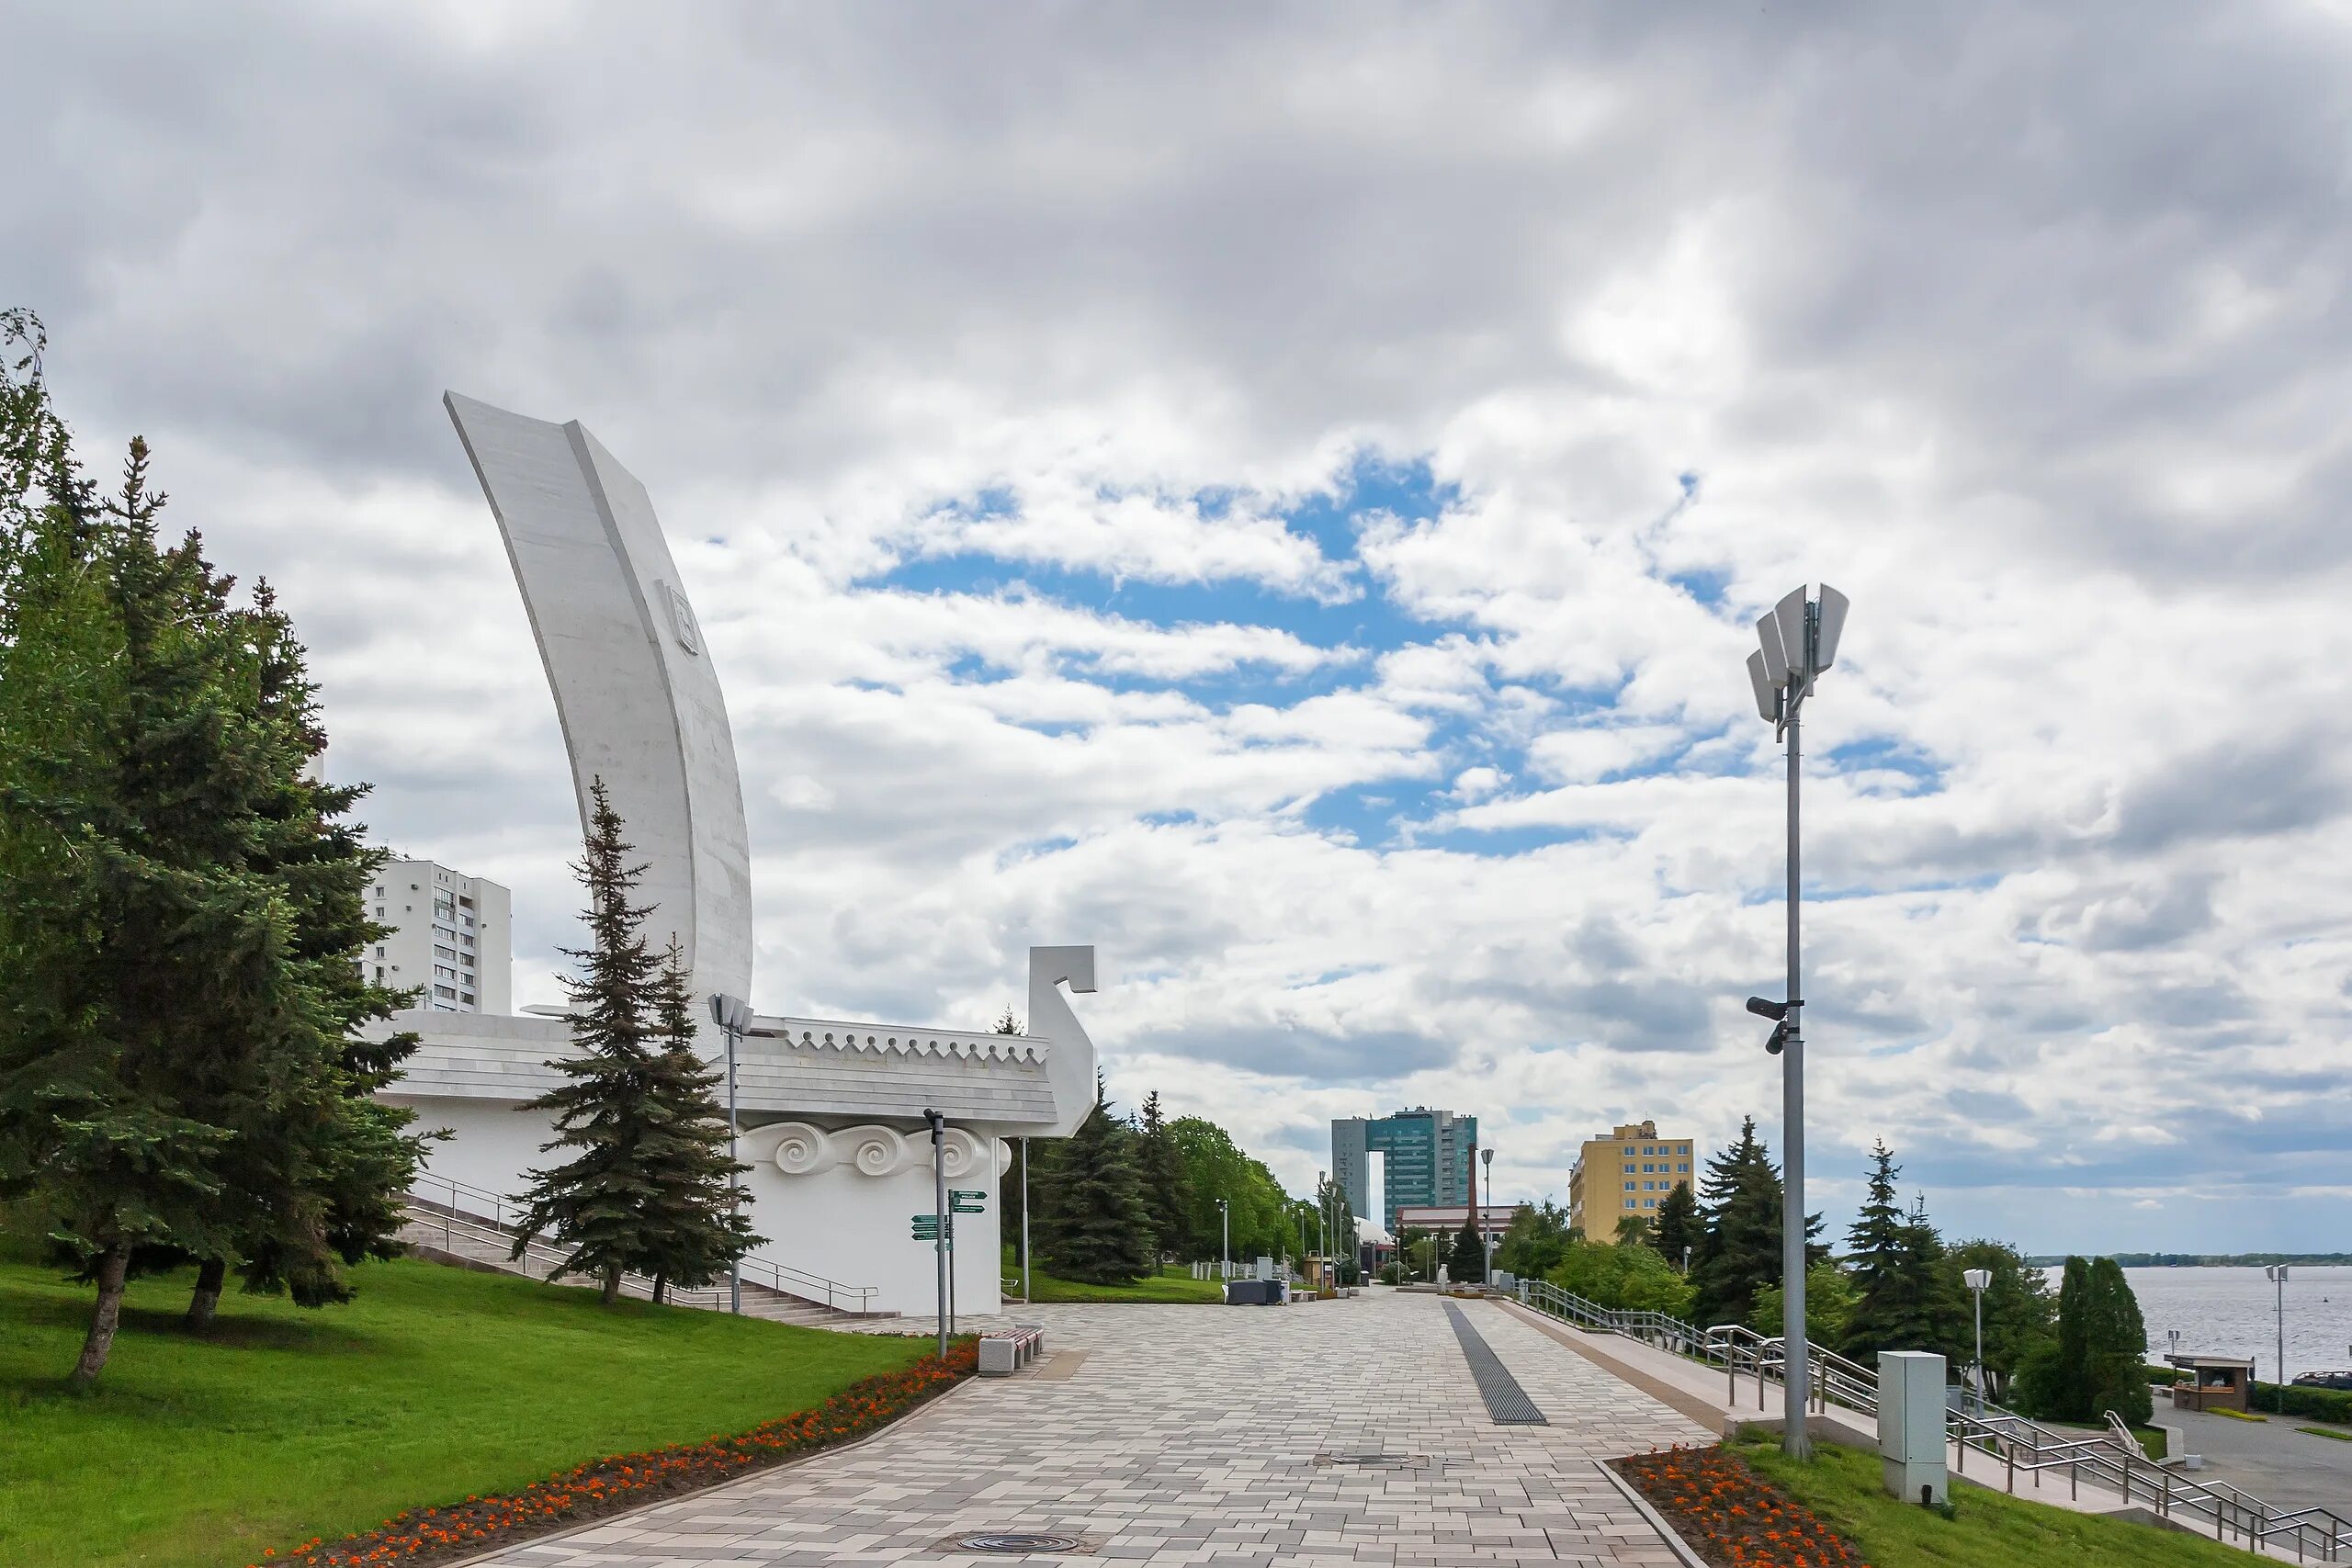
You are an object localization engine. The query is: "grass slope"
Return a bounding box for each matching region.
[1736,1432,2261,1567]
[1009,1264,1225,1303]
[0,1254,928,1568]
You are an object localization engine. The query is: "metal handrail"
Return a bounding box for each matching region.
[1518,1278,2349,1560]
[405,1170,881,1314]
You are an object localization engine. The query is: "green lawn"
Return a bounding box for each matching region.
[1004,1264,1226,1303]
[1736,1431,2262,1567]
[0,1252,931,1568]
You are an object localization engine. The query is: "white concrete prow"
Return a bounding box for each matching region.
[1027,945,1100,1137]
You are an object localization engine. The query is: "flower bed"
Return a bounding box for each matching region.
[248,1339,977,1568]
[1613,1444,1869,1567]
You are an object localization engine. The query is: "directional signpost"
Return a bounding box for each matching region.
[910,1213,954,1244]
[951,1190,986,1213]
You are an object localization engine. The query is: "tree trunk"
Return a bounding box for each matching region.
[651,1272,666,1305]
[601,1263,622,1305]
[71,1246,131,1390]
[186,1257,227,1331]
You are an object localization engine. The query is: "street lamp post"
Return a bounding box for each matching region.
[1217,1197,1229,1281]
[1744,581,1849,1461]
[1481,1146,1495,1282]
[1020,1136,1031,1305]
[1962,1268,1992,1412]
[707,992,752,1315]
[2266,1265,2290,1387]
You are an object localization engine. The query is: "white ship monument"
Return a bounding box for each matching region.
[377,394,1100,1321]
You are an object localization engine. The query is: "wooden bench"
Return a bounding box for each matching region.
[978,1322,1046,1376]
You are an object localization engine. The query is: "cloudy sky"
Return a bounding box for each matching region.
[15,3,2352,1252]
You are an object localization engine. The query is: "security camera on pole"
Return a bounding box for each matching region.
[1743,581,1849,1462]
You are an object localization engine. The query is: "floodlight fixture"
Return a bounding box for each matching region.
[1774,587,1814,684]
[1747,651,1778,722]
[1815,584,1849,671]
[1962,1268,1991,1292]
[1755,610,1792,688]
[1737,581,1852,1461]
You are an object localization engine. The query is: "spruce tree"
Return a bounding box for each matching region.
[1135,1090,1192,1265]
[1838,1143,1966,1361]
[203,581,426,1322]
[1449,1215,1486,1283]
[0,402,326,1382]
[1035,1079,1153,1285]
[1652,1181,1702,1269]
[635,940,761,1301]
[1688,1117,1824,1329]
[1689,1118,1780,1326]
[1,319,426,1378]
[513,779,673,1303]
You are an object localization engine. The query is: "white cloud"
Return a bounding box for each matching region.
[14,2,2352,1252]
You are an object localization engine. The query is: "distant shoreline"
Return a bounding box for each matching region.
[2023,1253,2352,1268]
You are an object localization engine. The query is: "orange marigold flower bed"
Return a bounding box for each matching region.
[247,1339,978,1568]
[1613,1444,1870,1568]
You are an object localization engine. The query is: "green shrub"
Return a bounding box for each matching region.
[2252,1382,2352,1424]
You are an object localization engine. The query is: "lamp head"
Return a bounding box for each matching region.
[1745,996,1789,1021]
[1763,1021,1789,1055]
[1963,1268,1991,1291]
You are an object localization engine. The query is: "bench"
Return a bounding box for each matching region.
[978,1322,1046,1376]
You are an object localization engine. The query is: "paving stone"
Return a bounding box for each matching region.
[465,1292,1705,1565]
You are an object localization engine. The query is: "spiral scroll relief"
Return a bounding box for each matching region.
[763,1122,990,1179]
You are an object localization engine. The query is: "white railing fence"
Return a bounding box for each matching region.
[404,1170,881,1315]
[1518,1279,2349,1562]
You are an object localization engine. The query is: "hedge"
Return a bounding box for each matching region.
[2250,1381,2352,1425]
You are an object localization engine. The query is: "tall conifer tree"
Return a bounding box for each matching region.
[1688,1117,1824,1328]
[513,779,673,1303]
[1135,1089,1191,1263]
[636,939,761,1301]
[1035,1077,1152,1284]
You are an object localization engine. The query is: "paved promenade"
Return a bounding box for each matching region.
[477,1291,1709,1566]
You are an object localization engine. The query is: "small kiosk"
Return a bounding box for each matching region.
[2165,1353,2256,1413]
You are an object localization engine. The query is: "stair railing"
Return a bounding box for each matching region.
[1516,1277,2348,1560]
[404,1172,880,1314]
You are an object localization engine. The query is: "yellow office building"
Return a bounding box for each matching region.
[1567,1120,1695,1242]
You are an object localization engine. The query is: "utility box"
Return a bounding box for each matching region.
[1256,1256,1275,1280]
[1877,1351,1949,1506]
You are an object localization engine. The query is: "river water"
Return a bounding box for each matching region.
[2038,1265,2352,1384]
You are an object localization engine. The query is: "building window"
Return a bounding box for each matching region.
[1623,1181,1635,1191]
[1644,1198,1657,1208]
[433,985,456,999]
[1679,1162,1690,1172]
[1623,1163,1635,1174]
[373,966,384,983]
[434,944,458,963]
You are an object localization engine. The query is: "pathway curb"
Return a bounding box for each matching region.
[425,1369,986,1568]
[1596,1460,1711,1568]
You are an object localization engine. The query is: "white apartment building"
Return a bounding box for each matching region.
[359,859,512,1014]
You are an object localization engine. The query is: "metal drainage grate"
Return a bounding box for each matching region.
[955,1533,1086,1554]
[1313,1451,1426,1470]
